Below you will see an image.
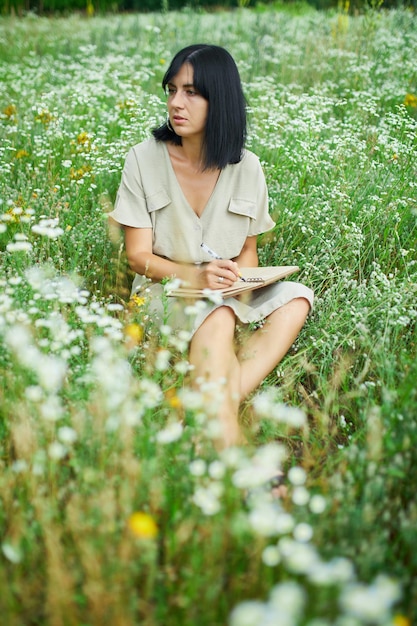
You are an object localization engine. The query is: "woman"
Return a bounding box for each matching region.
[109,44,313,449]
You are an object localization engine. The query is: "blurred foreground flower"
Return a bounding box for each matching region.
[165,388,182,409]
[340,575,401,623]
[128,512,158,539]
[32,218,64,239]
[156,421,183,444]
[6,241,32,252]
[253,390,306,427]
[124,322,144,346]
[404,93,417,108]
[2,542,22,564]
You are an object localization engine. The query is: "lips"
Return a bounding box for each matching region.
[173,115,187,123]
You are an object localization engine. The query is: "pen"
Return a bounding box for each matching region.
[201,242,222,259]
[200,242,246,281]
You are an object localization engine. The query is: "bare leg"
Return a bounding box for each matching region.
[188,306,243,448]
[238,297,310,496]
[238,298,310,400]
[188,298,310,448]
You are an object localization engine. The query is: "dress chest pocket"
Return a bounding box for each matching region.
[228,198,257,219]
[212,198,257,258]
[146,189,171,213]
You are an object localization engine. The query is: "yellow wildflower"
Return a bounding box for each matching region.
[130,294,146,308]
[15,150,29,159]
[35,109,54,125]
[393,616,411,626]
[165,388,182,409]
[5,207,21,223]
[117,99,135,110]
[124,323,144,345]
[3,104,17,118]
[70,164,92,180]
[128,512,158,539]
[404,93,417,108]
[159,58,166,65]
[77,131,91,144]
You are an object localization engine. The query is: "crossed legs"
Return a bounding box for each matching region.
[188,297,311,448]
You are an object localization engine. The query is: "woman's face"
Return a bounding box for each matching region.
[166,63,208,142]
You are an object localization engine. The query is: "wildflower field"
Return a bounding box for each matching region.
[1,5,417,625]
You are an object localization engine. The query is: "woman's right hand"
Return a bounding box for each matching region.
[197,260,240,290]
[124,226,240,289]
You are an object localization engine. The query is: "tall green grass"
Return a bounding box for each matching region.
[0,6,416,625]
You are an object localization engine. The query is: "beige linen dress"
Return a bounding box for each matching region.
[109,138,314,335]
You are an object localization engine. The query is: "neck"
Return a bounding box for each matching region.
[178,137,206,171]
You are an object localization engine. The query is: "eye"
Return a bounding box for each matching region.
[186,89,198,96]
[166,87,176,96]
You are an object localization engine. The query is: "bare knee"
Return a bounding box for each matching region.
[192,306,236,345]
[270,297,310,324]
[189,306,236,369]
[207,306,236,331]
[188,307,240,414]
[291,297,311,321]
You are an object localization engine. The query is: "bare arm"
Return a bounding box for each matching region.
[124,226,240,289]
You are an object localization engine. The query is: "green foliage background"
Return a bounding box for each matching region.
[1,0,417,16]
[0,4,417,625]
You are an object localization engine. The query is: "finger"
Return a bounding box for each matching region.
[207,273,227,289]
[213,271,237,288]
[214,259,240,277]
[223,269,239,283]
[206,264,231,282]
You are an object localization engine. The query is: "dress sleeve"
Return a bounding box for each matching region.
[108,148,152,228]
[246,154,275,237]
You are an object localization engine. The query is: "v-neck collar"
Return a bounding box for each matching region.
[162,142,223,219]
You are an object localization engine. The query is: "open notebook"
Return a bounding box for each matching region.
[166,266,299,299]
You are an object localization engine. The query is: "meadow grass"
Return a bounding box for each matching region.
[0,5,416,625]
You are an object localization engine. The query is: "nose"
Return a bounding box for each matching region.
[170,90,185,108]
